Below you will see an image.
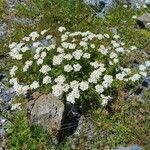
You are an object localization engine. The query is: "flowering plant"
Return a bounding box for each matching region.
[9,27,149,106]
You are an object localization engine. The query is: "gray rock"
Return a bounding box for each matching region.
[137,13,150,29]
[84,0,149,18]
[74,116,95,139]
[0,23,7,39]
[114,145,142,150]
[6,0,26,9]
[0,128,6,138]
[27,92,64,133]
[145,0,150,5]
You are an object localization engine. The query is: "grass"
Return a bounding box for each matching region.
[0,0,150,149]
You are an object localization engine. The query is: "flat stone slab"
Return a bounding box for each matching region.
[137,13,150,28]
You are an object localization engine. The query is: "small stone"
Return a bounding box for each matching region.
[137,13,150,29]
[27,92,64,133]
[0,128,6,138]
[0,22,7,39]
[114,145,142,150]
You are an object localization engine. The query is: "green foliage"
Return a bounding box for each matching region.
[7,111,53,150]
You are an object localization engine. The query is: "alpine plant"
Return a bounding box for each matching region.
[9,27,150,106]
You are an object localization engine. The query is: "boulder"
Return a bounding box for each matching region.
[137,13,150,29]
[27,92,64,133]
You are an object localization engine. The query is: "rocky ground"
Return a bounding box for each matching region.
[0,0,150,150]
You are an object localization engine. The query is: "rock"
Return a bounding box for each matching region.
[0,128,6,138]
[84,0,149,18]
[74,116,95,139]
[142,77,150,88]
[145,0,150,5]
[114,145,142,150]
[6,0,25,9]
[84,0,115,18]
[0,22,7,39]
[27,92,64,133]
[137,13,150,29]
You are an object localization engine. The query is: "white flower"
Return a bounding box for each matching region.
[132,15,137,19]
[61,42,69,49]
[21,46,29,52]
[64,64,73,72]
[43,76,52,84]
[115,47,124,53]
[39,65,51,74]
[22,37,30,42]
[37,58,43,65]
[57,47,64,53]
[113,58,119,63]
[116,73,125,81]
[11,103,21,110]
[41,29,48,35]
[110,52,117,59]
[123,4,128,8]
[95,85,104,94]
[130,46,137,50]
[83,53,91,59]
[33,42,41,48]
[97,34,103,40]
[139,71,147,77]
[9,42,17,49]
[53,54,64,65]
[104,34,110,38]
[103,75,113,88]
[80,41,87,47]
[72,50,83,60]
[145,61,150,67]
[73,63,82,72]
[46,44,56,51]
[41,51,47,59]
[52,84,63,97]
[104,75,113,83]
[90,61,99,68]
[130,74,141,82]
[70,80,79,89]
[69,43,76,49]
[79,81,89,91]
[54,75,66,84]
[29,31,39,41]
[30,81,39,90]
[139,65,146,71]
[9,78,17,85]
[101,95,111,106]
[98,45,108,55]
[23,60,33,72]
[46,35,53,40]
[90,44,95,49]
[112,41,120,48]
[66,93,75,104]
[58,26,66,32]
[10,66,18,77]
[63,84,70,92]
[113,35,120,39]
[64,54,73,60]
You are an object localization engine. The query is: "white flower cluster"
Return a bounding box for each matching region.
[9,27,149,107]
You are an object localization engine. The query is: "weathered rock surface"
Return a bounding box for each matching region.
[0,23,7,39]
[114,145,142,150]
[137,13,150,29]
[27,92,64,133]
[84,0,149,18]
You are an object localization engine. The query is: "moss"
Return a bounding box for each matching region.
[7,110,53,150]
